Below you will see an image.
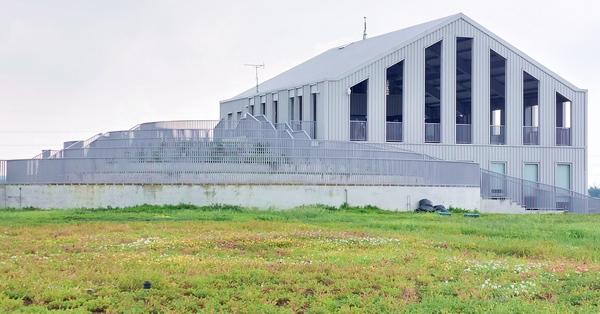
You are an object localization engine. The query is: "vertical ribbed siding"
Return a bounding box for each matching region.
[313,82,325,140]
[219,98,247,120]
[441,31,455,144]
[538,76,552,147]
[368,58,386,142]
[323,18,586,193]
[470,27,490,145]
[394,143,586,193]
[404,37,425,143]
[505,54,520,145]
[219,17,587,194]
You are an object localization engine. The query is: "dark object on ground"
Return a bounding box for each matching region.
[434,205,446,212]
[416,199,434,212]
[464,213,480,218]
[438,211,451,216]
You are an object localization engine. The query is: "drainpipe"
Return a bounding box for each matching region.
[344,188,348,204]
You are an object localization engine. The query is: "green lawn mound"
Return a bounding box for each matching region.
[0,204,598,312]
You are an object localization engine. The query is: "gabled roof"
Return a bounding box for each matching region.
[225,13,583,101]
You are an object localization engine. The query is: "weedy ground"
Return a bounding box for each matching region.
[0,204,598,313]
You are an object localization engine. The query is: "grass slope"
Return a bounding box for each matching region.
[0,204,599,312]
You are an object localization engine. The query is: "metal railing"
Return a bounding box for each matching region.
[490,125,505,145]
[350,121,367,141]
[523,126,539,145]
[290,120,316,139]
[425,123,440,143]
[456,124,471,144]
[556,127,571,146]
[481,169,599,213]
[386,122,403,142]
[5,115,595,213]
[5,117,480,187]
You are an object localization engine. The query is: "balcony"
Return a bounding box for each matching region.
[386,122,403,142]
[290,120,316,139]
[350,121,367,141]
[556,127,571,146]
[523,126,539,145]
[456,124,471,144]
[425,123,440,143]
[490,125,505,145]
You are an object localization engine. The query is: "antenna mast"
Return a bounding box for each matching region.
[244,63,265,93]
[363,17,367,40]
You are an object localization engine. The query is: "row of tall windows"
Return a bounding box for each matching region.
[350,37,573,146]
[286,93,317,139]
[247,98,267,117]
[491,161,572,207]
[492,162,571,188]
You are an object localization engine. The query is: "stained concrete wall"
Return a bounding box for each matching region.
[479,199,564,214]
[0,184,480,211]
[0,185,6,208]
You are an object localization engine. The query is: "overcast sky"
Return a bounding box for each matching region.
[1,0,599,185]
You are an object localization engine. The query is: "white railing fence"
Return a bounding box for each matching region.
[481,169,599,213]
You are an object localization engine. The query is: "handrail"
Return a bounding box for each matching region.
[481,169,599,213]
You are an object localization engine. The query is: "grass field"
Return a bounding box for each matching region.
[0,204,599,313]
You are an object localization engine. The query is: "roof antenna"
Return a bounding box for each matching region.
[244,63,265,93]
[363,17,367,40]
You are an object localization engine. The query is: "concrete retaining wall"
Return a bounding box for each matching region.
[0,184,480,211]
[0,185,5,208]
[480,199,564,214]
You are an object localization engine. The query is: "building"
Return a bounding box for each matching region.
[220,13,588,196]
[1,13,594,212]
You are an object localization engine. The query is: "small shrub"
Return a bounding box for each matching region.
[447,206,477,214]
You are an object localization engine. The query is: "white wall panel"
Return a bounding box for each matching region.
[441,30,456,144]
[505,55,520,145]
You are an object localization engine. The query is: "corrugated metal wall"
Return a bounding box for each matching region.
[219,17,587,194]
[321,18,587,194]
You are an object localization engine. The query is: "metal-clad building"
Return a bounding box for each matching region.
[220,13,588,195]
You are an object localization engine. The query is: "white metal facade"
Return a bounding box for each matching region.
[220,14,588,194]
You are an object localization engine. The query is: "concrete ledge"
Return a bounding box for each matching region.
[1,184,480,211]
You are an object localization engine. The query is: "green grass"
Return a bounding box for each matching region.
[0,204,599,312]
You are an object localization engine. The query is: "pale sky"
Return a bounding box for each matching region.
[1,0,599,186]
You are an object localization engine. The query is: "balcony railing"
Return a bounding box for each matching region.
[481,169,600,213]
[556,127,571,146]
[386,122,403,142]
[290,120,316,139]
[456,124,471,144]
[350,121,367,141]
[425,123,440,143]
[523,126,539,145]
[490,125,505,145]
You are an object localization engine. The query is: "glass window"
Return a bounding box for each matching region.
[386,60,404,142]
[456,38,472,144]
[524,163,539,182]
[523,72,539,145]
[490,50,506,144]
[556,93,571,146]
[491,162,506,175]
[556,164,571,190]
[425,41,442,143]
[350,79,368,141]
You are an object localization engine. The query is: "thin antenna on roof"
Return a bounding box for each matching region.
[244,63,265,93]
[363,17,367,40]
